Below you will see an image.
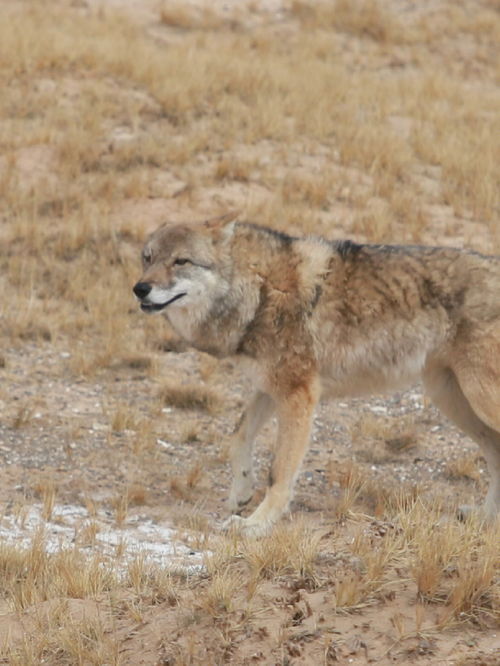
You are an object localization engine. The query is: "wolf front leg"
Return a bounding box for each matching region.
[224,376,320,536]
[228,391,274,513]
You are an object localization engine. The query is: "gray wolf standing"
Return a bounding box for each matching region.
[133,212,500,535]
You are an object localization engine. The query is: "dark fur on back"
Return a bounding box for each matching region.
[334,239,365,260]
[239,222,296,247]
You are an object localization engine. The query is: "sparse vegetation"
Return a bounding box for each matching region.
[0,0,498,663]
[158,381,221,413]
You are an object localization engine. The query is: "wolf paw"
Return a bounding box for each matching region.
[228,477,254,514]
[221,515,272,538]
[228,492,254,515]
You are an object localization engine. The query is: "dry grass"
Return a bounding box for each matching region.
[0,537,116,612]
[444,455,481,482]
[1,0,499,662]
[6,613,120,666]
[350,413,419,463]
[401,502,499,627]
[0,498,498,662]
[290,0,404,43]
[159,3,229,31]
[238,520,323,583]
[158,381,221,413]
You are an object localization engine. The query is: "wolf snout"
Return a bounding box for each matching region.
[133,282,152,300]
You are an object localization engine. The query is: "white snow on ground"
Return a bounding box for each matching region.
[0,503,208,571]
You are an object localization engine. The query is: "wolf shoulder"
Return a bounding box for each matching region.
[290,235,500,322]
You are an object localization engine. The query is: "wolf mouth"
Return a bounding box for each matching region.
[140,292,186,312]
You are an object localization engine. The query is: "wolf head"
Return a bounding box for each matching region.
[133,211,241,339]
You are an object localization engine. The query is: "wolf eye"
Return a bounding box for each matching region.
[142,249,153,265]
[173,258,190,266]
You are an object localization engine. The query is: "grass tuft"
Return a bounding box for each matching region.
[158,382,221,413]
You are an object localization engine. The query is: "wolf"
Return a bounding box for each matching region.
[133,211,500,536]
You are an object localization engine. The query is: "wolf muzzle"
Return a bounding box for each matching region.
[133,282,187,312]
[133,282,152,299]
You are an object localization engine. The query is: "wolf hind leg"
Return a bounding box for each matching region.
[228,392,274,514]
[423,365,500,523]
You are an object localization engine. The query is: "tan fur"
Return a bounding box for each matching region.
[134,214,500,535]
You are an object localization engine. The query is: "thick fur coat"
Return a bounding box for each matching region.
[134,213,500,535]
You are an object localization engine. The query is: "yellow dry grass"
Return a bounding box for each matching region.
[0,0,499,663]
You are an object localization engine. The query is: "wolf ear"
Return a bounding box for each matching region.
[203,210,241,236]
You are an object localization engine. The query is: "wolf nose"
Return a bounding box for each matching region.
[133,282,152,299]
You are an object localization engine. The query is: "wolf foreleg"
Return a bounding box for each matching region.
[228,391,274,513]
[224,376,319,536]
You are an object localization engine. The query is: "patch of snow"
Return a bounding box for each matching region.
[0,503,208,572]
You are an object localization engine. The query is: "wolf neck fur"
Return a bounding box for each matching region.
[167,223,310,357]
